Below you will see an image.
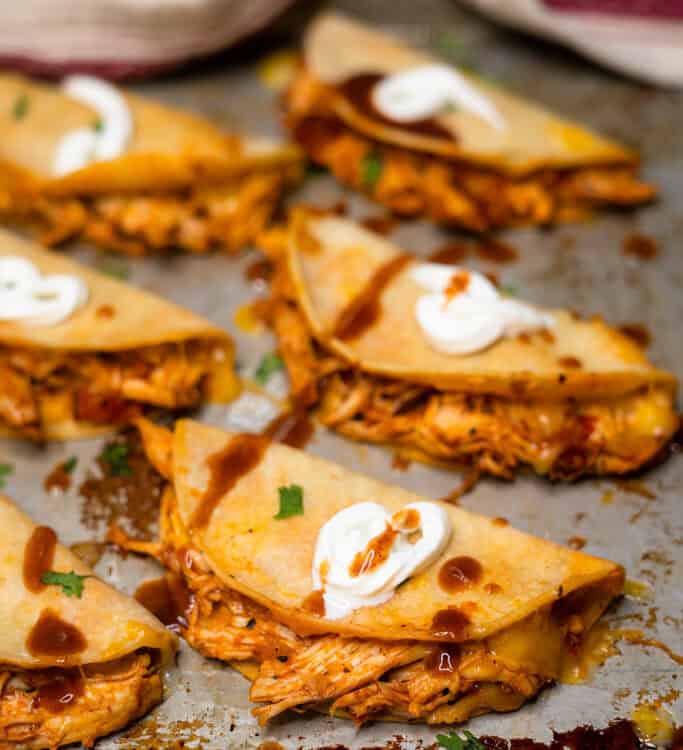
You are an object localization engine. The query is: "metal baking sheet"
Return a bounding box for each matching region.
[2,0,682,746]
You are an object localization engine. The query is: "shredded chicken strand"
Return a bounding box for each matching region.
[0,340,227,437]
[286,69,655,230]
[26,168,300,256]
[0,652,161,750]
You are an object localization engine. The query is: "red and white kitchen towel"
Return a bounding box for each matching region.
[0,0,295,79]
[459,0,683,87]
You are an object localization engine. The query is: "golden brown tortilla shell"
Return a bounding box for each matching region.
[0,494,177,669]
[288,215,676,400]
[0,73,301,196]
[0,228,230,351]
[172,419,623,644]
[303,13,636,176]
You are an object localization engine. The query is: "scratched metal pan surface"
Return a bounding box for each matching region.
[1,0,681,747]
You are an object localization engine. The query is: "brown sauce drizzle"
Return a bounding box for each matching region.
[623,233,659,261]
[619,323,651,349]
[338,73,457,142]
[264,410,315,449]
[361,215,396,235]
[36,669,84,714]
[431,607,471,640]
[245,259,273,284]
[425,643,461,673]
[134,575,192,633]
[444,270,470,300]
[429,242,470,264]
[332,254,411,341]
[484,582,503,595]
[27,609,87,657]
[190,434,270,530]
[475,239,519,264]
[44,461,73,493]
[23,526,57,594]
[558,356,583,369]
[349,523,399,577]
[438,556,483,593]
[95,304,115,319]
[302,590,325,616]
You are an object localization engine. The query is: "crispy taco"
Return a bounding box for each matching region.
[0,494,177,749]
[263,211,677,481]
[286,13,655,231]
[0,72,302,255]
[113,417,624,726]
[0,229,235,440]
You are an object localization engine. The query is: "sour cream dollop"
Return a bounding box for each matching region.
[53,75,133,176]
[0,257,89,326]
[372,64,505,131]
[312,501,451,620]
[412,263,554,355]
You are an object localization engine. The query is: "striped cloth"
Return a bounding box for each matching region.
[460,0,683,87]
[0,0,295,79]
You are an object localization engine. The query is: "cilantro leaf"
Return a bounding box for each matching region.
[63,456,78,474]
[437,730,486,750]
[12,94,29,120]
[92,118,103,132]
[274,484,304,520]
[0,463,13,489]
[362,151,383,190]
[102,442,131,477]
[41,571,91,598]
[499,283,519,297]
[254,352,284,385]
[97,256,130,280]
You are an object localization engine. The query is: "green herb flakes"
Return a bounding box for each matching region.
[274,484,304,520]
[92,118,104,132]
[362,150,383,190]
[12,94,29,120]
[436,730,486,750]
[254,352,284,385]
[63,456,78,474]
[102,442,131,477]
[41,571,91,598]
[0,463,13,489]
[97,256,130,280]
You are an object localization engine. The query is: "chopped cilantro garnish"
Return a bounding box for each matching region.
[362,150,383,190]
[102,442,131,477]
[499,283,519,297]
[63,456,78,474]
[254,352,284,385]
[0,463,13,489]
[274,484,304,520]
[12,94,29,120]
[92,118,103,132]
[432,31,477,71]
[436,730,486,750]
[97,256,130,280]
[41,570,91,598]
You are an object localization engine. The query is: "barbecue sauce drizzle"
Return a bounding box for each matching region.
[23,526,58,593]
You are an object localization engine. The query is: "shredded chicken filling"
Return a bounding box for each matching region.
[10,168,299,256]
[0,651,161,750]
[286,70,655,230]
[265,261,675,480]
[0,340,229,437]
[111,453,607,727]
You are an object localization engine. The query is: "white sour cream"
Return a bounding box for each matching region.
[372,64,504,131]
[312,501,451,620]
[53,75,133,176]
[0,257,89,326]
[412,263,554,355]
